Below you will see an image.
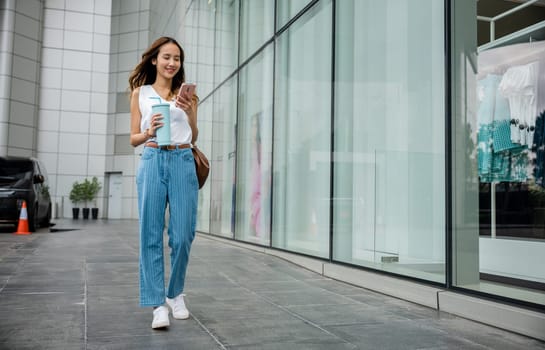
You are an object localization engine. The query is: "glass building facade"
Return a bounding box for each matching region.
[185,0,545,312]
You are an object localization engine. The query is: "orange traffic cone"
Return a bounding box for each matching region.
[14,200,31,235]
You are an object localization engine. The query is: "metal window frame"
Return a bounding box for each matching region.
[477,0,545,51]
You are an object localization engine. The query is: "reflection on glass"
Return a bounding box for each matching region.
[240,0,274,63]
[209,77,237,238]
[272,0,332,258]
[333,0,446,283]
[235,45,274,245]
[248,114,264,235]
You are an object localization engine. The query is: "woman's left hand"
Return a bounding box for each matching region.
[175,92,197,120]
[175,89,199,143]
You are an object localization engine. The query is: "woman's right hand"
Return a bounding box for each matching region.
[148,113,164,136]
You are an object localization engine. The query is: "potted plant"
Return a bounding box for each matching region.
[89,177,102,220]
[69,181,84,219]
[80,178,93,219]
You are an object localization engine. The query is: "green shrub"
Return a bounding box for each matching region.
[69,181,85,206]
[70,177,102,207]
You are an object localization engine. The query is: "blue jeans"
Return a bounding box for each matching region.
[136,147,198,307]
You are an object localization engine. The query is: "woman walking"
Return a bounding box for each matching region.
[128,37,199,329]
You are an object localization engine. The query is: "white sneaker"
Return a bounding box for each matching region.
[166,293,189,319]
[151,305,170,329]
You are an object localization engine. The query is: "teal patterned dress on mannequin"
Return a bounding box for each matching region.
[477,74,529,182]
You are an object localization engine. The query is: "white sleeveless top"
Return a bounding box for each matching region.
[139,84,192,145]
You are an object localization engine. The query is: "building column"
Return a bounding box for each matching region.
[0,1,15,156]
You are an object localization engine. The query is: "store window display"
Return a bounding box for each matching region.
[477,41,545,239]
[475,40,545,303]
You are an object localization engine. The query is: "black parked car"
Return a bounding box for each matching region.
[0,157,51,231]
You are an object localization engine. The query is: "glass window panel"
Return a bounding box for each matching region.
[183,1,200,83]
[196,96,213,233]
[209,76,238,238]
[194,0,216,97]
[272,0,332,258]
[240,0,274,63]
[453,0,545,307]
[215,0,239,84]
[235,44,274,246]
[333,0,445,283]
[186,0,215,234]
[276,0,313,30]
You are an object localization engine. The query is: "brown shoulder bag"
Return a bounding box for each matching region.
[192,145,210,189]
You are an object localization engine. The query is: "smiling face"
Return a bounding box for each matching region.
[152,42,181,80]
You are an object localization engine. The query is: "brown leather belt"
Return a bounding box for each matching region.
[145,142,191,150]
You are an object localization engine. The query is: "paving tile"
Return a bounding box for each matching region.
[86,262,139,285]
[327,320,486,350]
[187,287,260,303]
[203,316,341,348]
[0,262,23,276]
[86,334,222,350]
[286,302,407,327]
[86,255,136,263]
[188,296,289,322]
[0,291,84,311]
[257,288,355,307]
[86,283,139,299]
[243,279,321,293]
[0,341,84,350]
[229,338,357,350]
[421,316,545,350]
[0,310,84,346]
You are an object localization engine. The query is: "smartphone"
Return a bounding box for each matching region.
[179,83,196,99]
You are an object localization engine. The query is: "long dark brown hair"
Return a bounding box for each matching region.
[128,37,185,94]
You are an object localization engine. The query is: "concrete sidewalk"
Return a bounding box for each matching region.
[0,219,543,349]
